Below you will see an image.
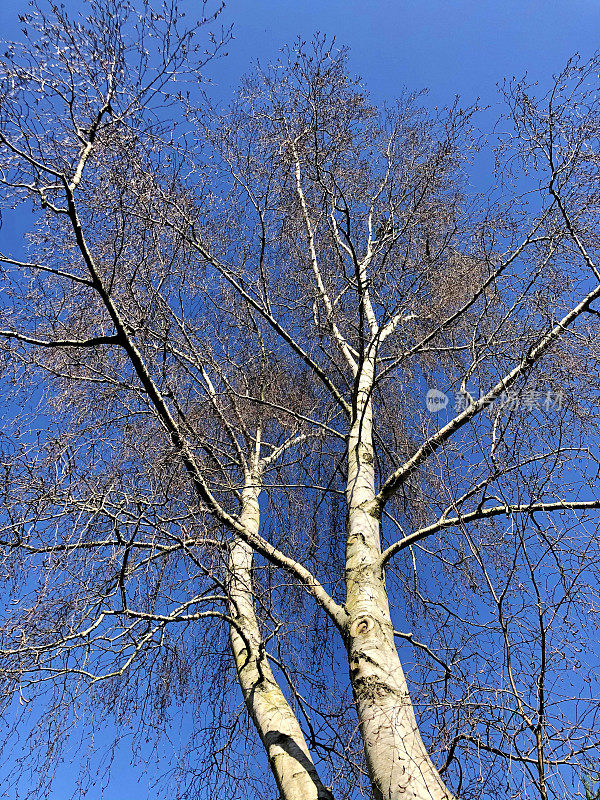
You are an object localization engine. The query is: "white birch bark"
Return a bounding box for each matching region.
[228,482,333,800]
[345,359,454,800]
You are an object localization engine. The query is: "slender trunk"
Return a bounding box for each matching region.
[345,362,454,800]
[228,482,333,800]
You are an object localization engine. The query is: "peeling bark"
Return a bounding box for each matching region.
[228,483,333,800]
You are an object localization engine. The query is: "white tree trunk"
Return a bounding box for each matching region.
[345,362,454,800]
[228,483,333,800]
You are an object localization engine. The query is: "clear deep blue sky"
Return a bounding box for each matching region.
[0,0,599,798]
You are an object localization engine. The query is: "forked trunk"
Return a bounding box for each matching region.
[228,484,333,800]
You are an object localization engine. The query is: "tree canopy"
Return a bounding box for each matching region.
[1,2,600,798]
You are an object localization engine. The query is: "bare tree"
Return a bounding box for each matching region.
[1,3,600,798]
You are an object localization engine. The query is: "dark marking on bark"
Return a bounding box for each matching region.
[264,730,335,800]
[353,675,393,701]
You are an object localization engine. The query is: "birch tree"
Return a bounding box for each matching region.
[1,3,600,798]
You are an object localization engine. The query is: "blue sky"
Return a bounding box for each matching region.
[0,0,599,797]
[219,0,599,106]
[3,0,598,106]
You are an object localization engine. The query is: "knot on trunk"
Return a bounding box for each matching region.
[360,448,374,465]
[349,615,375,637]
